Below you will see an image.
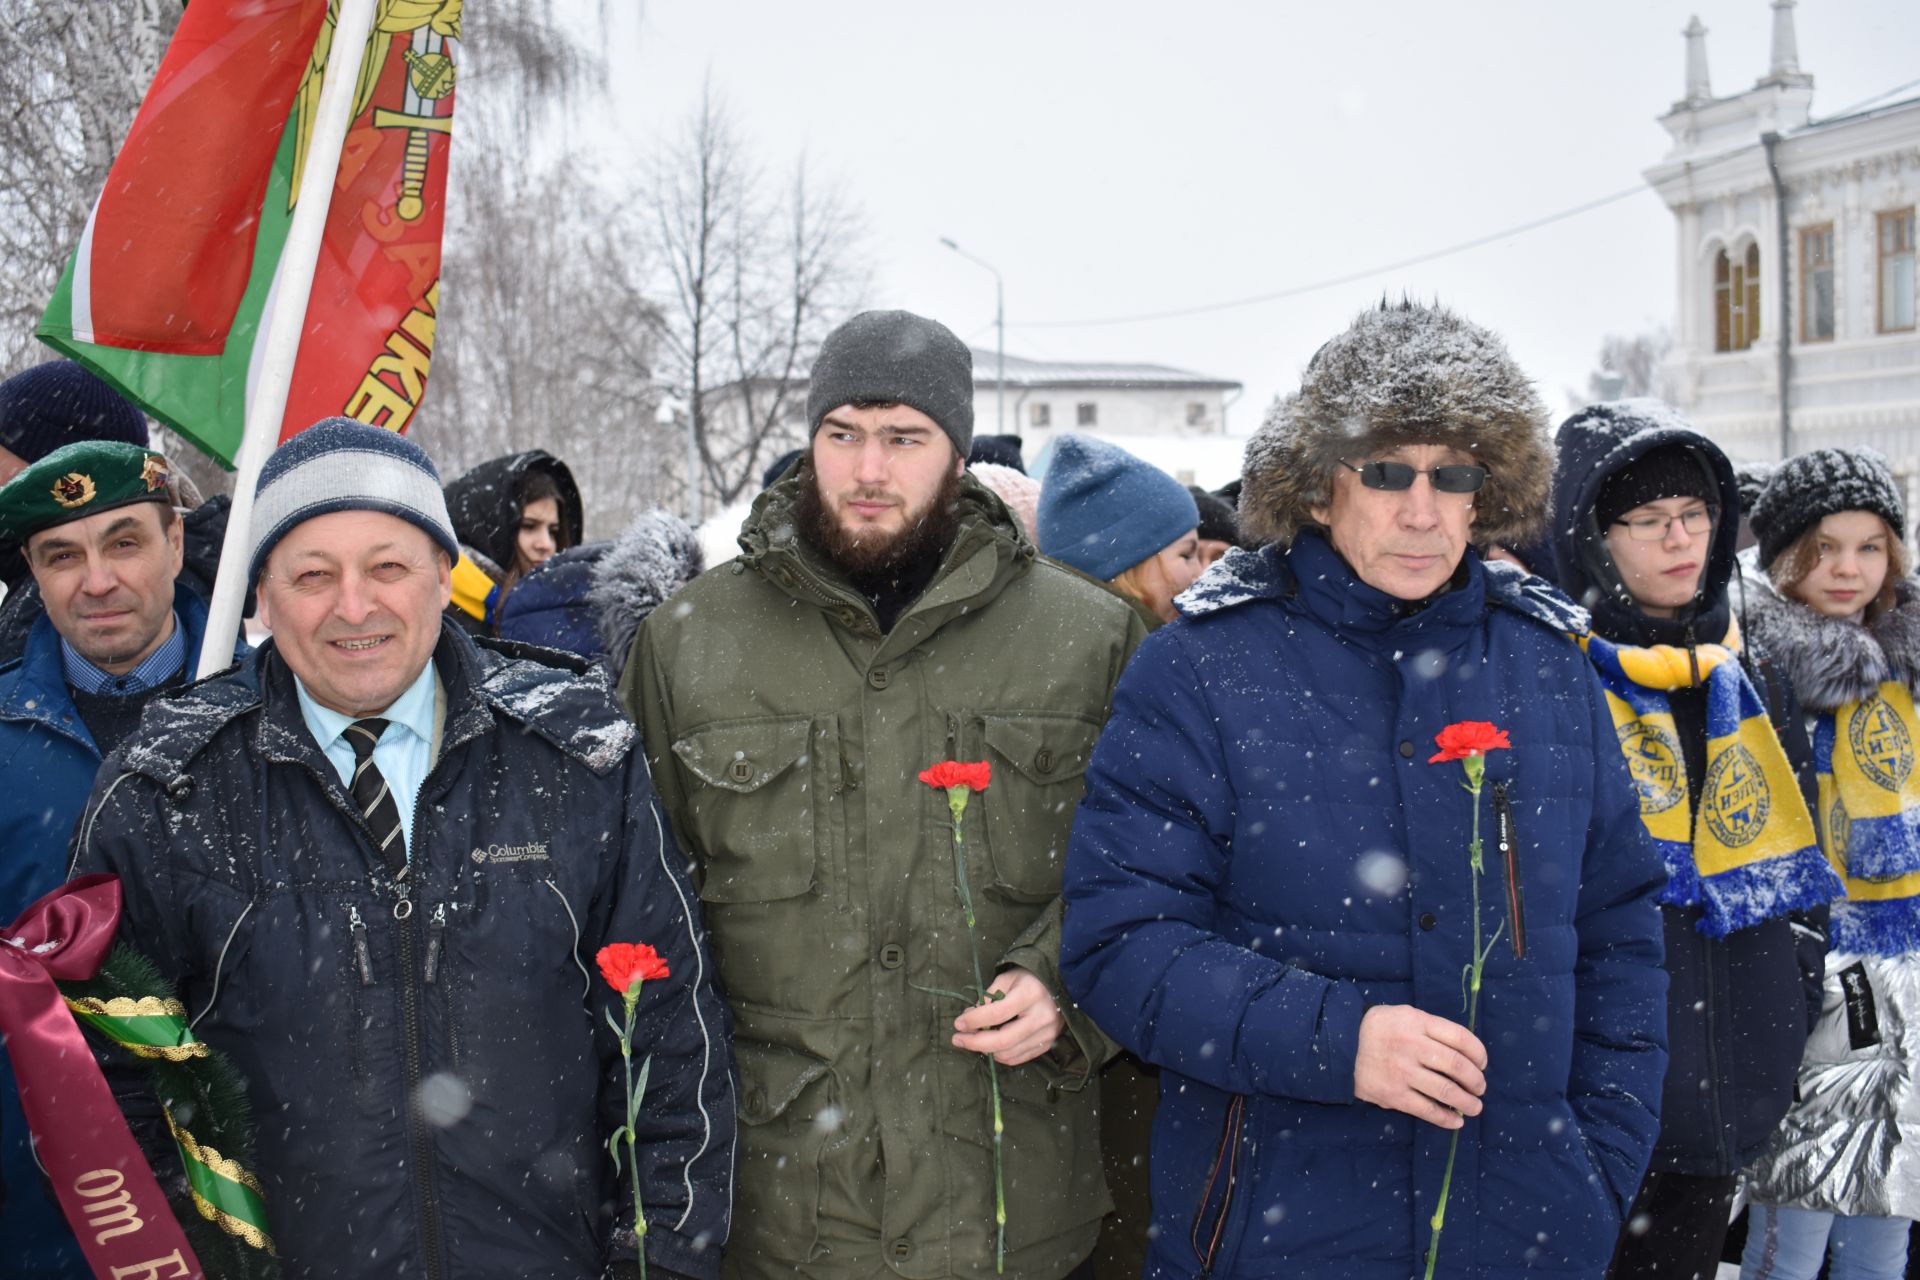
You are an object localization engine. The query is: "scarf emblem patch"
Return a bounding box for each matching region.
[1702,745,1770,848]
[1849,694,1915,793]
[1620,721,1686,815]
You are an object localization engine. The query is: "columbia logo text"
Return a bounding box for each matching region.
[471,841,551,865]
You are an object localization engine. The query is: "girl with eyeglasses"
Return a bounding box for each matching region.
[1550,404,1842,1280]
[1737,447,1920,1280]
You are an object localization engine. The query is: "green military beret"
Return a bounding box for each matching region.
[0,439,172,545]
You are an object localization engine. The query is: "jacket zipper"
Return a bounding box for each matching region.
[1702,926,1730,1169]
[1493,782,1526,959]
[291,737,450,1274]
[1189,1094,1245,1275]
[348,905,375,985]
[423,903,446,986]
[394,880,444,1280]
[1675,637,1729,1167]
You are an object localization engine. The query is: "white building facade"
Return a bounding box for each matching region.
[1645,1,1919,478]
[967,349,1246,487]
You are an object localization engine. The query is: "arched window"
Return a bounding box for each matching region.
[1713,243,1762,352]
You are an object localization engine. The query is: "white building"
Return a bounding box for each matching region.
[1645,1,1920,480]
[970,349,1246,488]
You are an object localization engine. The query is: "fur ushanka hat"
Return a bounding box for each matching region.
[1238,299,1554,549]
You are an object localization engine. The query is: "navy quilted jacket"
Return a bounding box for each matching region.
[1061,531,1669,1279]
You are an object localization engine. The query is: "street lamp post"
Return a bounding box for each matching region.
[939,237,1005,438]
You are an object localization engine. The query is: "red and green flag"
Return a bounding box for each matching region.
[37,0,458,467]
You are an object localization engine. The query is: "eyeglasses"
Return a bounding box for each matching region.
[1338,459,1488,494]
[1613,506,1716,542]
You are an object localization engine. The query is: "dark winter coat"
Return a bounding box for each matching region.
[70,623,735,1280]
[0,494,237,667]
[496,542,610,659]
[1060,531,1670,1280]
[0,583,238,1280]
[624,472,1148,1280]
[444,450,584,575]
[1549,401,1826,1177]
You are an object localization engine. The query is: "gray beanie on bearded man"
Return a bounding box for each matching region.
[806,310,975,458]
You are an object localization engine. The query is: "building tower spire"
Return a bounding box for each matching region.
[1769,0,1802,78]
[1683,16,1712,104]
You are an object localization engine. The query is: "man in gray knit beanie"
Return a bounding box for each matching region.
[70,413,736,1277]
[622,307,1148,1279]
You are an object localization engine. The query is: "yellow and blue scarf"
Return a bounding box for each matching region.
[1581,624,1841,936]
[1815,680,1920,955]
[450,552,502,628]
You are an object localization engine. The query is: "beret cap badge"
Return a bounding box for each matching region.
[140,454,169,493]
[51,472,96,510]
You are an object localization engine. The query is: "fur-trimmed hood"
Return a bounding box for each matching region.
[588,508,704,671]
[1736,556,1920,714]
[1239,299,1553,549]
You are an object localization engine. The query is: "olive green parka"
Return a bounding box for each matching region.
[622,473,1146,1280]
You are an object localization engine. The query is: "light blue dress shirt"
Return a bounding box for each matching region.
[294,661,438,860]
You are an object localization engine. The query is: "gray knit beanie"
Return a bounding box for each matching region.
[806,310,975,456]
[249,417,458,585]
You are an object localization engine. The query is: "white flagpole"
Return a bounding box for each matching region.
[196,0,382,679]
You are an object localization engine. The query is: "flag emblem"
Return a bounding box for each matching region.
[37,0,458,464]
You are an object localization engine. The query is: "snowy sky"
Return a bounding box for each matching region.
[590,1,1920,437]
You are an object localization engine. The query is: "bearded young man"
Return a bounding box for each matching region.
[622,310,1148,1280]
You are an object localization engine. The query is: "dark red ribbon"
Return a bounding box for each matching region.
[0,875,203,1279]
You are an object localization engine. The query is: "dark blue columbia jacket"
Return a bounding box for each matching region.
[71,622,734,1280]
[1061,531,1669,1279]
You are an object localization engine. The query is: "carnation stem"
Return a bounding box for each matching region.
[622,988,648,1280]
[948,786,1007,1274]
[1424,766,1488,1280]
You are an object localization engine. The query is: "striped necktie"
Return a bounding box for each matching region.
[344,718,408,879]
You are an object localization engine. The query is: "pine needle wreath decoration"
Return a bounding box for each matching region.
[62,944,280,1280]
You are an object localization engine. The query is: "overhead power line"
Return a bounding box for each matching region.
[1014,184,1653,330]
[1012,73,1920,332]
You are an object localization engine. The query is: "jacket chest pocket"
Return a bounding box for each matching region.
[673,714,829,903]
[975,713,1101,902]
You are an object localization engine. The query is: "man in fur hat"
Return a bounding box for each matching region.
[1060,300,1669,1279]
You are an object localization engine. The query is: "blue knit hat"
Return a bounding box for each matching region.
[248,418,458,585]
[0,360,148,462]
[1038,434,1199,581]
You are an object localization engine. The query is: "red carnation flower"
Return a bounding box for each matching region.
[596,942,671,996]
[1428,721,1511,764]
[919,760,992,792]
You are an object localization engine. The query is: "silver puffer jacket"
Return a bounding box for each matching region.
[1738,566,1920,1216]
[1744,950,1920,1216]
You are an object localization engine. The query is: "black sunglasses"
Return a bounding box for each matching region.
[1339,459,1488,494]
